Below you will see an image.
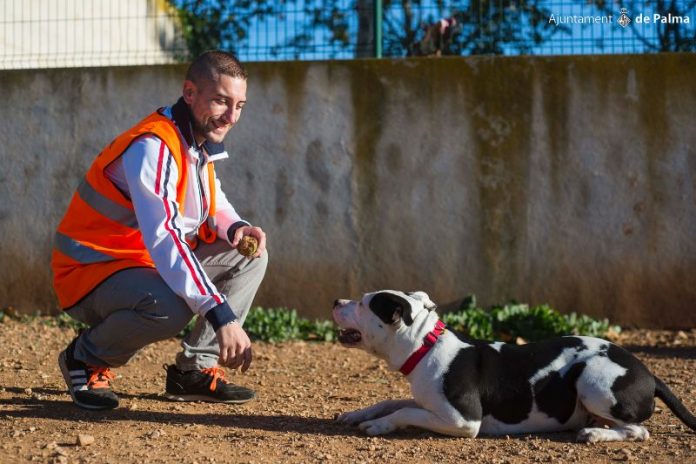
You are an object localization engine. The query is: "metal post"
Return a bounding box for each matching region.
[374,0,383,58]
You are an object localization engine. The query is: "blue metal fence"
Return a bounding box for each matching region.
[1,0,694,70]
[232,0,696,60]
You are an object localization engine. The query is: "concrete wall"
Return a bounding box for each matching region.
[1,54,694,328]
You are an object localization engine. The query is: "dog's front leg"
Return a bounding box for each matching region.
[358,407,480,437]
[337,399,418,425]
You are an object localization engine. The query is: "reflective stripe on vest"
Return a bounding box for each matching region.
[77,178,138,229]
[54,232,115,264]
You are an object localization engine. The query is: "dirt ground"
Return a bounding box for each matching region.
[0,319,695,464]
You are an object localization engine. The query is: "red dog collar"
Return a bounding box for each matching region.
[399,320,447,375]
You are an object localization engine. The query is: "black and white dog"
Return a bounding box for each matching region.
[332,290,696,442]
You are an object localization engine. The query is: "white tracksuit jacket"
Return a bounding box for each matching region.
[104,104,248,325]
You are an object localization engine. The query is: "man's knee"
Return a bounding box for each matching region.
[240,249,268,289]
[250,249,269,275]
[231,249,269,283]
[133,290,193,338]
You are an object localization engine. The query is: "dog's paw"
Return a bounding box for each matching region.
[626,425,650,441]
[577,427,605,443]
[336,410,366,425]
[577,425,650,443]
[358,418,396,436]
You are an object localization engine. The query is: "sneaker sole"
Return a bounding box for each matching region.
[164,392,255,404]
[58,350,118,411]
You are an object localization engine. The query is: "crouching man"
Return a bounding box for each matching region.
[51,51,267,410]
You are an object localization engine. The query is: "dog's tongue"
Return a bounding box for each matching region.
[338,329,362,344]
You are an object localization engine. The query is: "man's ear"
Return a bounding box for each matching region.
[182,80,197,105]
[369,292,414,326]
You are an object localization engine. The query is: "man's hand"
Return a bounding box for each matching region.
[215,321,252,372]
[231,225,267,258]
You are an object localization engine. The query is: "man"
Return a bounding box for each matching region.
[51,51,267,410]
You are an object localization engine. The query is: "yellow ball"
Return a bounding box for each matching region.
[237,236,259,257]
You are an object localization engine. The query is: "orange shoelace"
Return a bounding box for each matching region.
[201,367,228,391]
[86,366,115,389]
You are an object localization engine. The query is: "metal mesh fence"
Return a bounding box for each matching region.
[1,0,694,69]
[0,0,186,69]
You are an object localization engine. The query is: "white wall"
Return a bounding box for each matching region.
[1,54,695,327]
[0,0,183,69]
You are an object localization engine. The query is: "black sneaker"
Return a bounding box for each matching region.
[58,337,119,410]
[164,365,255,404]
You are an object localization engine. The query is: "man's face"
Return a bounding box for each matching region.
[182,74,247,145]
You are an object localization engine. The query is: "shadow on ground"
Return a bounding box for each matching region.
[2,387,583,443]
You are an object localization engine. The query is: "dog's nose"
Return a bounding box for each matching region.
[333,299,341,307]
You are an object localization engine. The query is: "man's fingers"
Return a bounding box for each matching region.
[218,348,228,366]
[241,347,252,373]
[226,345,251,371]
[253,230,266,258]
[225,345,242,368]
[231,228,245,247]
[230,352,243,370]
[220,347,232,367]
[219,349,251,370]
[256,237,266,257]
[215,323,252,369]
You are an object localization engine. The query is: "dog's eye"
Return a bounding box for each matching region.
[378,324,383,328]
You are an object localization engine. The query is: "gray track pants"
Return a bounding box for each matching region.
[66,239,268,371]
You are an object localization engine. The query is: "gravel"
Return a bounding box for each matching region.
[0,319,694,463]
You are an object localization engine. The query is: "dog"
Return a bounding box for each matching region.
[332,290,696,441]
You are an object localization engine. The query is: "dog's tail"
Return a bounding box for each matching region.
[654,375,696,432]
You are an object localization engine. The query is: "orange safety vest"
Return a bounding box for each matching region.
[51,110,218,309]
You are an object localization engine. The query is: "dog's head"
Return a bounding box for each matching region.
[332,290,438,358]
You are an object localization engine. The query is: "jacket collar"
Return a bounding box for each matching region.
[170,97,229,161]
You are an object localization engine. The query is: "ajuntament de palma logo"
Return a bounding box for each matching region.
[548,7,690,26]
[618,8,631,27]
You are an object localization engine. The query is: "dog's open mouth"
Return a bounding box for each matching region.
[337,328,362,345]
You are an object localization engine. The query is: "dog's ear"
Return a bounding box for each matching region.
[369,292,414,326]
[407,291,437,311]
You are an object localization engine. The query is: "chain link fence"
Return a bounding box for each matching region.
[1,0,694,69]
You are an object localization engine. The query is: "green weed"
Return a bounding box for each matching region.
[42,312,88,331]
[442,295,620,342]
[177,306,335,342]
[6,298,618,344]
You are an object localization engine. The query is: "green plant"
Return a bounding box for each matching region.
[245,307,336,343]
[442,296,620,342]
[439,295,496,339]
[44,312,88,331]
[0,306,32,324]
[244,306,302,342]
[177,307,336,343]
[178,317,198,339]
[35,298,616,345]
[299,318,336,342]
[0,308,87,330]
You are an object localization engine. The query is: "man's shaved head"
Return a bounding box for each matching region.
[185,50,248,85]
